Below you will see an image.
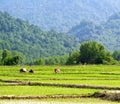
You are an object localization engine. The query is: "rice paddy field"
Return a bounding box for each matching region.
[0,65,120,103]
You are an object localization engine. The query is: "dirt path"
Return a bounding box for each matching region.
[0,91,120,102]
[0,95,83,100]
[1,81,120,90]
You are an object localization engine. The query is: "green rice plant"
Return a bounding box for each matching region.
[0,65,120,87]
[0,65,120,103]
[0,86,99,96]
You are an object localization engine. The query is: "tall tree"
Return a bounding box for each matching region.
[2,49,11,61]
[1,49,20,65]
[66,51,80,65]
[80,41,110,64]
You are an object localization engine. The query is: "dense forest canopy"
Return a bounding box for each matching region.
[0,11,80,63]
[0,0,120,31]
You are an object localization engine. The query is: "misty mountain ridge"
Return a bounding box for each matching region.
[0,0,120,31]
[69,12,120,51]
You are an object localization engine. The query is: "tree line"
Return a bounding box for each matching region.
[35,41,120,65]
[0,41,120,65]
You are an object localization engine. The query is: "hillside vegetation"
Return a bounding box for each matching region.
[0,11,80,63]
[0,0,120,31]
[69,12,120,51]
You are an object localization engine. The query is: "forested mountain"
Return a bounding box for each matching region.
[0,11,80,63]
[68,12,120,51]
[0,0,120,31]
